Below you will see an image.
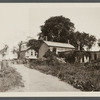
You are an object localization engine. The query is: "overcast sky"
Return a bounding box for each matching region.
[0,3,100,51]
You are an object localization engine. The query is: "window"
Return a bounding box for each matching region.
[94,54,97,60]
[49,47,53,51]
[35,52,37,56]
[31,51,33,56]
[53,47,56,52]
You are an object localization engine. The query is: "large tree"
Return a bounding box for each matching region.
[38,16,75,43]
[69,31,96,50]
[27,39,43,52]
[38,16,96,50]
[0,44,9,59]
[12,41,23,59]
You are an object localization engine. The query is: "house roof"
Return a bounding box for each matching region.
[27,46,38,52]
[43,41,75,49]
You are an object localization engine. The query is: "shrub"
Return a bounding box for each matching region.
[27,50,100,91]
[0,66,24,92]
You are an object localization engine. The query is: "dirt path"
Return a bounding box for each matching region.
[8,64,80,92]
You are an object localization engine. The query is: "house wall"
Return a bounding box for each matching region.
[90,52,100,61]
[25,49,38,59]
[56,47,74,54]
[49,47,75,54]
[80,52,100,63]
[39,43,49,58]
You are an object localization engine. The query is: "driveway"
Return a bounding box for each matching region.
[9,64,80,92]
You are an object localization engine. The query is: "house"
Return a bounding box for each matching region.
[20,42,38,60]
[39,41,75,59]
[90,51,100,61]
[4,51,18,60]
[25,48,38,60]
[74,50,100,63]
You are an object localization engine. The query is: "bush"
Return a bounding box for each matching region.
[85,60,100,70]
[0,66,24,92]
[27,51,100,91]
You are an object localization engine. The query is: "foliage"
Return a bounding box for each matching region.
[28,58,100,91]
[59,51,75,63]
[43,49,61,66]
[27,50,100,91]
[85,59,100,70]
[12,41,23,59]
[17,41,23,59]
[69,31,96,50]
[12,47,18,56]
[27,39,43,52]
[38,16,96,50]
[38,16,75,43]
[0,64,24,92]
[0,44,9,57]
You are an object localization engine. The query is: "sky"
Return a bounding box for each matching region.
[0,3,100,51]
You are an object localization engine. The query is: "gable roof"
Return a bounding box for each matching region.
[27,46,38,52]
[43,41,75,49]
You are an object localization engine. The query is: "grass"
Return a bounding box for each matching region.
[0,65,24,92]
[27,59,100,91]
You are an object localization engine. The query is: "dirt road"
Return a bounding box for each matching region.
[9,64,80,92]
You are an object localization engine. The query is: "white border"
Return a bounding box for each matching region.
[0,3,100,96]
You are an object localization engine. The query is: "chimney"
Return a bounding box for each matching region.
[78,44,80,51]
[68,40,69,44]
[77,41,80,51]
[45,36,48,41]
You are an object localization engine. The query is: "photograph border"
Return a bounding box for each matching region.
[0,2,100,99]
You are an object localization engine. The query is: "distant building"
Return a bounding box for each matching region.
[0,48,18,61]
[39,41,75,59]
[73,50,100,63]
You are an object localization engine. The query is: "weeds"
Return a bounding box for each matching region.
[27,58,100,91]
[0,66,24,92]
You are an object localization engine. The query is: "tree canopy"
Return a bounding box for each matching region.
[69,31,96,50]
[38,16,75,43]
[27,39,43,52]
[38,15,96,50]
[0,44,9,57]
[12,41,23,59]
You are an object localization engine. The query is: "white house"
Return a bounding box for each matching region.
[20,42,38,60]
[25,48,38,59]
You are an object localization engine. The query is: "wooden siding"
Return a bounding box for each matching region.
[25,49,38,59]
[39,43,49,58]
